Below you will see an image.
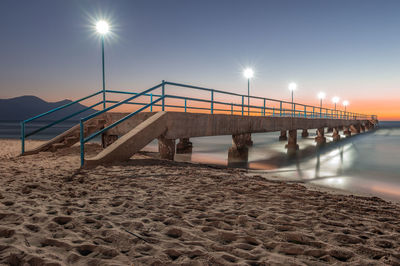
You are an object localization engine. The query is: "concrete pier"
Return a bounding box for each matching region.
[81,112,377,166]
[315,127,326,146]
[158,135,175,160]
[228,134,249,167]
[343,126,351,137]
[279,130,287,141]
[286,129,299,156]
[332,127,341,141]
[176,138,192,154]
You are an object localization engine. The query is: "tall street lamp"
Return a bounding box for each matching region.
[317,92,326,109]
[288,82,297,117]
[332,96,340,110]
[243,68,254,116]
[332,96,340,119]
[96,20,109,109]
[343,100,349,112]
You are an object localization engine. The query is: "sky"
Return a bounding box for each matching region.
[1,0,400,120]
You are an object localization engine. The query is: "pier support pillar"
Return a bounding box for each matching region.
[158,135,175,160]
[228,134,249,167]
[315,127,326,146]
[102,134,118,148]
[286,129,299,156]
[301,129,309,138]
[176,138,193,154]
[244,133,253,146]
[327,127,333,133]
[350,124,360,134]
[360,124,366,132]
[344,126,351,137]
[332,127,341,141]
[279,130,287,141]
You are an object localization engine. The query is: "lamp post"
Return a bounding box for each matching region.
[96,20,109,109]
[317,92,326,109]
[332,96,340,119]
[288,82,297,117]
[343,100,349,112]
[332,96,340,110]
[243,68,254,116]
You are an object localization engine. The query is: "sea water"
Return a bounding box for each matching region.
[1,120,399,201]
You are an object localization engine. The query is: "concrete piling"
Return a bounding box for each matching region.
[343,126,351,137]
[228,134,249,167]
[332,127,341,141]
[301,129,309,138]
[279,130,287,141]
[315,127,326,146]
[286,129,299,156]
[158,135,175,160]
[176,138,193,154]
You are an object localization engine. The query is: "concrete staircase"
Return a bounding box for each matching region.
[84,112,168,167]
[23,118,107,155]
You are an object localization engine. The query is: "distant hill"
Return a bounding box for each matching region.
[0,95,97,122]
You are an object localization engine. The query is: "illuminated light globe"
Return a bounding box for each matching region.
[288,82,297,91]
[318,92,326,100]
[332,96,340,103]
[343,100,349,106]
[96,20,109,34]
[243,68,254,79]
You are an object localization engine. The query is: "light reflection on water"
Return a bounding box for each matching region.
[143,122,400,202]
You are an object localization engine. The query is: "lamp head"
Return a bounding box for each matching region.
[332,96,340,103]
[288,82,297,91]
[343,100,349,106]
[317,92,326,100]
[96,20,109,34]
[243,68,254,79]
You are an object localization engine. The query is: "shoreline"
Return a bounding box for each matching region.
[0,139,400,264]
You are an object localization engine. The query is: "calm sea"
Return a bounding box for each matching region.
[1,120,399,202]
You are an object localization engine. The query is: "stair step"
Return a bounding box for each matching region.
[50,143,66,152]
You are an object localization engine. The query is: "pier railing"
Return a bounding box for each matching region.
[21,80,377,159]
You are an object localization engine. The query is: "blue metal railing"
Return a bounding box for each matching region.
[21,90,103,154]
[20,80,376,164]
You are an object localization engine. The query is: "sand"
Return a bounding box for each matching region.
[0,139,399,265]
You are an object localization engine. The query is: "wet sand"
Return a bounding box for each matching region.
[0,139,399,265]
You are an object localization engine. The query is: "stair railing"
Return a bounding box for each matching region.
[79,82,164,166]
[21,90,104,154]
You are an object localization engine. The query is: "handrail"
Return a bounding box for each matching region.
[79,82,164,166]
[21,90,103,154]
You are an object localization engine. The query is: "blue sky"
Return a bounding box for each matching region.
[1,0,400,117]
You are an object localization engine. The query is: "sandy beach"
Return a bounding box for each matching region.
[0,139,399,265]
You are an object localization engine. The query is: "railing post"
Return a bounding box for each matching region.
[184,98,187,112]
[313,107,315,118]
[21,122,25,155]
[241,96,244,116]
[280,102,282,116]
[162,80,165,111]
[211,90,214,114]
[150,93,153,112]
[293,103,296,117]
[273,107,275,116]
[263,99,266,116]
[231,103,233,115]
[304,106,306,118]
[80,120,84,167]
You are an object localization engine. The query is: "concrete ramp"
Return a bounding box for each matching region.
[84,112,168,167]
[24,118,106,155]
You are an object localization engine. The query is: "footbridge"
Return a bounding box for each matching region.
[20,81,378,167]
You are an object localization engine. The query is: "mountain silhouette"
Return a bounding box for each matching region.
[0,95,97,121]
